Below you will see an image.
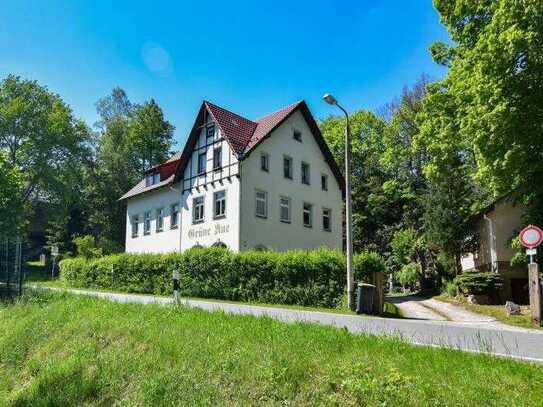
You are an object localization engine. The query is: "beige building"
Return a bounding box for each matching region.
[461,196,528,303]
[120,100,344,254]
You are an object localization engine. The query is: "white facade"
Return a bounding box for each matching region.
[240,110,343,251]
[123,101,343,254]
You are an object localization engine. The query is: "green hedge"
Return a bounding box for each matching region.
[454,272,503,296]
[59,248,385,308]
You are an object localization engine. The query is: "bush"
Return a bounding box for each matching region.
[59,248,380,308]
[445,281,458,297]
[72,235,103,259]
[397,263,421,288]
[353,251,386,282]
[454,272,503,296]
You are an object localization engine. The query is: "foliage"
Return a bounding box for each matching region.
[510,236,528,267]
[59,248,384,308]
[353,251,386,282]
[429,0,543,223]
[397,263,421,288]
[0,152,23,236]
[445,281,459,298]
[454,272,503,296]
[2,292,542,405]
[72,235,103,259]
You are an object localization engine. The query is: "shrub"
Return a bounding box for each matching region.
[397,263,421,288]
[353,251,386,282]
[445,281,458,297]
[60,248,375,308]
[454,272,503,296]
[72,235,103,259]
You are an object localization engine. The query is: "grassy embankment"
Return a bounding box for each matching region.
[436,294,538,330]
[1,290,543,405]
[24,261,401,318]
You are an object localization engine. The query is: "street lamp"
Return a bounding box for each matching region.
[323,93,355,311]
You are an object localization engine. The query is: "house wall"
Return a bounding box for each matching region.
[180,115,241,251]
[239,110,343,251]
[125,184,182,254]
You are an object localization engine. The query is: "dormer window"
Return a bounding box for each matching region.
[145,172,160,187]
[293,129,302,142]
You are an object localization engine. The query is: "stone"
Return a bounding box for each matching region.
[505,301,521,316]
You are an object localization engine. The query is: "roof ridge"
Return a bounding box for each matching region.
[203,100,256,124]
[254,100,304,122]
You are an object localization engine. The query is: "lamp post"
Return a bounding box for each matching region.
[323,93,355,311]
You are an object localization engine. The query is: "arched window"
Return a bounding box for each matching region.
[212,240,227,248]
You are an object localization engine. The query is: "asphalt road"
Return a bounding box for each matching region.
[36,286,543,363]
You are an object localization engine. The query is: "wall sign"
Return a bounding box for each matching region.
[188,223,230,239]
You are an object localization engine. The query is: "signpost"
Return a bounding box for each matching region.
[519,225,543,327]
[51,246,59,279]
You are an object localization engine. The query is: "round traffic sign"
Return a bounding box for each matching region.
[519,225,543,249]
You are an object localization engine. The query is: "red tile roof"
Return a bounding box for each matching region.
[204,101,258,156]
[121,100,344,200]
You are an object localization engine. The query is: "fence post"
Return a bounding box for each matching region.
[173,269,180,305]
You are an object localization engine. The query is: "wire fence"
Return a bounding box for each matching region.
[0,239,24,298]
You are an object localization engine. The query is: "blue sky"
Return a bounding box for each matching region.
[0,1,449,148]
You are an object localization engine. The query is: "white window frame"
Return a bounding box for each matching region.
[283,155,293,180]
[131,214,139,238]
[260,152,269,172]
[193,196,205,224]
[255,190,268,218]
[303,202,313,228]
[322,208,332,232]
[144,211,151,235]
[321,174,328,191]
[279,196,291,223]
[214,190,226,219]
[197,152,206,175]
[206,124,215,140]
[170,204,179,229]
[301,161,310,185]
[156,208,164,232]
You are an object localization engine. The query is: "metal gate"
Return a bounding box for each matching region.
[0,239,24,298]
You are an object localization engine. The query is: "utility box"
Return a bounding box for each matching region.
[356,283,375,315]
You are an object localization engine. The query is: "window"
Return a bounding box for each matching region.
[144,211,151,235]
[255,190,268,218]
[321,174,328,191]
[260,152,269,172]
[145,172,160,187]
[206,124,215,140]
[283,156,293,179]
[156,208,164,232]
[170,204,179,229]
[301,162,310,185]
[198,152,206,174]
[323,208,331,232]
[214,190,226,219]
[213,147,222,169]
[193,196,205,224]
[131,215,139,238]
[303,203,313,228]
[279,196,291,223]
[293,129,302,142]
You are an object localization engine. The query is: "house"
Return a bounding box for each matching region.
[461,195,528,303]
[119,100,344,254]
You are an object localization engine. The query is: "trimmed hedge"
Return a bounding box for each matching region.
[59,248,385,308]
[454,272,503,296]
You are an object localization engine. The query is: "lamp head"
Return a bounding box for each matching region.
[323,93,337,105]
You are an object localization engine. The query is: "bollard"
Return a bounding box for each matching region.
[172,269,181,305]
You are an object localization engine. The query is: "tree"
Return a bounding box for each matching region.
[0,75,89,203]
[431,0,543,222]
[0,153,23,237]
[128,99,175,174]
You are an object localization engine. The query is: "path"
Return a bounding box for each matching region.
[34,286,543,363]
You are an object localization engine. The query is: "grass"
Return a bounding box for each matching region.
[436,294,539,330]
[1,292,543,405]
[24,261,402,318]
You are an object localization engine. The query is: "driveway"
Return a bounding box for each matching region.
[33,286,543,363]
